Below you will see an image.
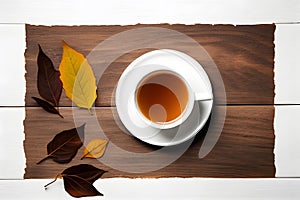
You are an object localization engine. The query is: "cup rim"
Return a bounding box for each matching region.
[134,69,195,129]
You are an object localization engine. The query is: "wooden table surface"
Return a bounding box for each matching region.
[24,24,275,178]
[25,24,275,106]
[1,1,300,199]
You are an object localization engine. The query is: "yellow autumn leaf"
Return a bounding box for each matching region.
[59,41,97,109]
[81,139,109,160]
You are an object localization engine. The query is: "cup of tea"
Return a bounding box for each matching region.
[115,49,213,145]
[120,63,212,130]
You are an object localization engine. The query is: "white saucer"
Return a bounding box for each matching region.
[116,49,213,146]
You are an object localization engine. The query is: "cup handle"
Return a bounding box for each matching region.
[194,92,213,101]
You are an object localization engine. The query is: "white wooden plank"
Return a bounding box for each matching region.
[275,24,300,104]
[0,24,25,106]
[0,108,25,179]
[0,106,299,179]
[0,0,299,25]
[0,24,299,107]
[275,106,300,177]
[0,178,300,199]
[0,1,298,183]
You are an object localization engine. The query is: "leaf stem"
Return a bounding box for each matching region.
[58,112,64,118]
[88,108,93,115]
[44,174,60,189]
[80,152,88,160]
[56,106,64,118]
[36,155,49,164]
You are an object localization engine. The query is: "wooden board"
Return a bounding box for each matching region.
[24,106,275,178]
[24,24,276,178]
[25,24,275,106]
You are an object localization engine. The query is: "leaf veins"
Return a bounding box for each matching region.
[32,96,63,118]
[44,164,107,198]
[37,44,62,107]
[37,124,85,164]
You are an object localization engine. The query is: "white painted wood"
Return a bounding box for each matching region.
[0,23,300,178]
[0,105,299,179]
[0,108,25,179]
[0,178,300,199]
[274,106,300,177]
[275,24,300,104]
[0,0,299,25]
[0,24,25,106]
[0,1,298,197]
[0,24,299,107]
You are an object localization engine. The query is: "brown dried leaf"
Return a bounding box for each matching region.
[63,175,102,198]
[32,96,63,118]
[44,164,106,198]
[37,45,62,107]
[62,164,107,184]
[37,124,85,164]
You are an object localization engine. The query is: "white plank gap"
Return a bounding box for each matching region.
[0,0,299,25]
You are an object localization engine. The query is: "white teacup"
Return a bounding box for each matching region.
[115,49,213,145]
[121,63,212,130]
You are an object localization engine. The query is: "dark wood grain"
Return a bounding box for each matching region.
[24,24,275,178]
[24,106,275,178]
[25,24,275,106]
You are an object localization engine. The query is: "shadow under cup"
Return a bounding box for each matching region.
[135,70,192,129]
